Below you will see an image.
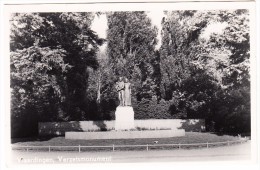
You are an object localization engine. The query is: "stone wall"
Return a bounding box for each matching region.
[66,129,185,140]
[38,119,205,136]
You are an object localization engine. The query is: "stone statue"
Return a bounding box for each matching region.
[115,77,134,130]
[124,78,131,106]
[115,77,125,106]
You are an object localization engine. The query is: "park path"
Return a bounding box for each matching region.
[10,141,251,163]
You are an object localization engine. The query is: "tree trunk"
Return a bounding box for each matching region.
[97,75,101,104]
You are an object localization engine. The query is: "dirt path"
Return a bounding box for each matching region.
[10,141,251,164]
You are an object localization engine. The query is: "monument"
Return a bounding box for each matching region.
[115,77,135,130]
[64,76,185,140]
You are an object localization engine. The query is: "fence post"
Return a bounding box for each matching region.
[207,142,209,148]
[49,146,51,152]
[79,145,81,153]
[112,144,115,152]
[178,143,181,150]
[26,146,29,152]
[146,144,149,151]
[227,141,230,146]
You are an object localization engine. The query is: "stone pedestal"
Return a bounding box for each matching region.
[66,129,185,140]
[115,106,134,130]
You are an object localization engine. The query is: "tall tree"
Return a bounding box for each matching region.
[160,10,250,133]
[86,51,117,119]
[10,12,104,137]
[107,11,159,100]
[160,10,208,99]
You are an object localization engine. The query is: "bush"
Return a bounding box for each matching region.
[209,86,251,135]
[133,96,187,119]
[11,106,39,138]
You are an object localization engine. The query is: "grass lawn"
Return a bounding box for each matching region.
[11,132,244,152]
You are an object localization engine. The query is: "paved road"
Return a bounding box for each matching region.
[10,142,251,163]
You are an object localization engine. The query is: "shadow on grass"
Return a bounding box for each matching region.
[11,136,55,144]
[211,132,251,139]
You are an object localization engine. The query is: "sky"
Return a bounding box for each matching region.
[146,11,166,49]
[200,22,228,40]
[91,14,108,39]
[91,14,108,52]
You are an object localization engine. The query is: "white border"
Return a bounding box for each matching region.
[0,1,259,170]
[2,1,257,12]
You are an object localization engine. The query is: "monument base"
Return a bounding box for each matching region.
[65,129,185,140]
[115,106,134,130]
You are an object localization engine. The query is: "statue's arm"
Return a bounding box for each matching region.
[115,83,120,92]
[119,82,125,90]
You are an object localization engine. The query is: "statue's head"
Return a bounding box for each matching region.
[119,77,123,81]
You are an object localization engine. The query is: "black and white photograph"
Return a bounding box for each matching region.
[0,0,259,169]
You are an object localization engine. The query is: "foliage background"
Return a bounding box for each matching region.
[10,10,250,137]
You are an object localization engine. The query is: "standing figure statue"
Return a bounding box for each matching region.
[124,78,131,106]
[114,77,134,130]
[115,77,125,106]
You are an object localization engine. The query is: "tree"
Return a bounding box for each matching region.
[86,51,117,119]
[160,10,208,99]
[10,12,104,137]
[107,11,159,100]
[160,10,250,134]
[193,10,250,133]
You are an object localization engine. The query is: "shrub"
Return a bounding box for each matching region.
[133,96,187,119]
